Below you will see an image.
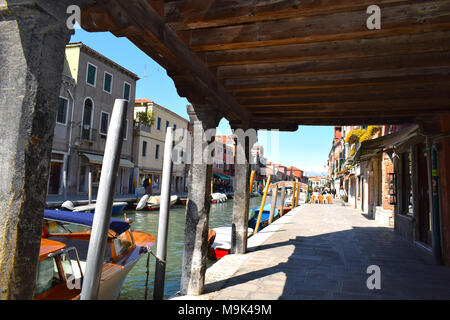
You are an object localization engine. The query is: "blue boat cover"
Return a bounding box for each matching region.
[44,209,130,235]
[253,204,279,216]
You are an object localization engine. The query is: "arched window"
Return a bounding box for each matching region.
[82,98,94,140]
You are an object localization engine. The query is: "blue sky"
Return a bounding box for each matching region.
[71,29,333,175]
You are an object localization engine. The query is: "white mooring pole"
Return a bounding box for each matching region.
[153,127,175,300]
[80,99,128,300]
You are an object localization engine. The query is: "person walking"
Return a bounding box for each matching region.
[143,175,151,195]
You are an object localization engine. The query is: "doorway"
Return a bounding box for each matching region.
[48,162,62,195]
[416,143,432,246]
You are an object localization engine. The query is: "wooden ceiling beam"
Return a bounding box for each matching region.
[164,0,411,30]
[225,68,450,92]
[232,81,450,99]
[238,87,450,106]
[246,99,450,112]
[91,0,250,124]
[204,31,450,67]
[189,1,450,51]
[217,52,450,80]
[252,118,414,126]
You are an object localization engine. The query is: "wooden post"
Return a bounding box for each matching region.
[231,130,255,255]
[268,183,278,224]
[88,168,93,204]
[295,182,300,208]
[181,104,221,296]
[149,177,153,195]
[254,175,271,235]
[291,181,296,208]
[249,170,256,196]
[279,186,286,216]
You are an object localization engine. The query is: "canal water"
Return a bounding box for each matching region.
[117,196,264,300]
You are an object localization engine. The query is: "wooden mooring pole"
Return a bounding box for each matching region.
[253,176,271,235]
[268,183,278,224]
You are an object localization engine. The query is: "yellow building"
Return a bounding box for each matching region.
[133,99,189,194]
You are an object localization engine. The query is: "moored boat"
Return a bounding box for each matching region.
[248,204,279,232]
[208,226,254,260]
[132,195,178,211]
[147,195,178,211]
[210,193,227,203]
[36,209,156,300]
[61,201,128,215]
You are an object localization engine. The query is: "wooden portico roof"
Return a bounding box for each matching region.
[82,0,450,131]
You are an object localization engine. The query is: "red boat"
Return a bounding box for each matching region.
[208,227,253,260]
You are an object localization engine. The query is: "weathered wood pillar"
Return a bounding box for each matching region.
[181,104,221,296]
[0,0,92,299]
[230,128,257,255]
[279,185,287,216]
[268,184,278,224]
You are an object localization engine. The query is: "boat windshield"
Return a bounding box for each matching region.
[33,257,62,297]
[44,220,91,234]
[113,230,134,257]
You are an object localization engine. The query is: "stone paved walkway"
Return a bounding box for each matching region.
[184,201,450,300]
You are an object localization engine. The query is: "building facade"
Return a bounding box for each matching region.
[328,123,450,263]
[133,99,189,194]
[49,42,138,198]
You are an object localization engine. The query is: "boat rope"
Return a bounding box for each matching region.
[147,247,167,264]
[144,250,151,300]
[143,246,167,300]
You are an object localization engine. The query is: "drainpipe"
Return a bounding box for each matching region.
[63,88,76,201]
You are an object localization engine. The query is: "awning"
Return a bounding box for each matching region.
[82,153,135,168]
[213,173,231,181]
[353,125,419,163]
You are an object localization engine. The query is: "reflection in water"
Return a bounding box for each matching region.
[118,197,263,300]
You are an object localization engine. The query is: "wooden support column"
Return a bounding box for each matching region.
[268,184,278,224]
[0,0,92,299]
[279,186,287,216]
[181,104,221,296]
[230,127,257,254]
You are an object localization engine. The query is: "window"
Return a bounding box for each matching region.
[173,124,177,132]
[157,117,162,130]
[165,120,170,132]
[86,63,97,87]
[100,111,110,135]
[123,82,131,101]
[155,144,160,159]
[142,141,147,157]
[56,97,69,125]
[103,72,113,93]
[82,98,94,140]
